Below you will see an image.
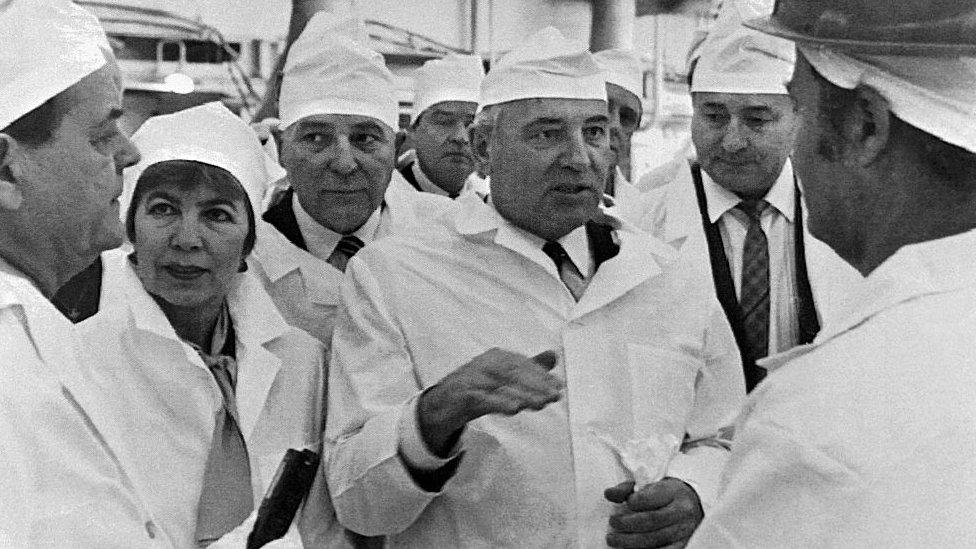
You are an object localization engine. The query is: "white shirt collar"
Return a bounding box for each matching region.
[701,158,795,223]
[410,159,453,197]
[476,197,594,278]
[292,192,383,262]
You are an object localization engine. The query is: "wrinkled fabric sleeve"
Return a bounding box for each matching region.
[687,409,862,547]
[324,256,455,537]
[667,306,745,513]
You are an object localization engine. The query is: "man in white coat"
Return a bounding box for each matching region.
[592,48,646,223]
[325,27,745,548]
[638,14,861,393]
[248,12,452,346]
[398,53,488,199]
[0,1,167,546]
[689,0,976,545]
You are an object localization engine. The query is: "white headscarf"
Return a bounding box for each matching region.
[593,49,646,101]
[479,26,607,110]
[413,54,484,119]
[692,0,793,95]
[801,46,976,154]
[122,103,285,222]
[0,0,110,130]
[278,12,398,130]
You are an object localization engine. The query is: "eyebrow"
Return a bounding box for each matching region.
[584,114,609,125]
[143,191,241,210]
[352,121,386,133]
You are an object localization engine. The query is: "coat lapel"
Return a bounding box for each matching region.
[253,220,343,306]
[228,272,289,440]
[572,226,674,319]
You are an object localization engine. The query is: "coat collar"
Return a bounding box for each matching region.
[252,220,345,306]
[97,249,289,439]
[453,195,673,319]
[761,229,976,373]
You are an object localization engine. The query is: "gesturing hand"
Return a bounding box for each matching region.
[604,478,704,548]
[418,348,562,456]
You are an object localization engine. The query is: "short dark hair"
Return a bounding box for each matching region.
[125,160,257,257]
[810,63,976,187]
[1,92,70,146]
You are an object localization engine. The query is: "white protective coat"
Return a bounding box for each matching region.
[0,258,172,548]
[325,195,746,547]
[249,173,452,347]
[689,229,976,547]
[74,249,329,548]
[636,160,863,333]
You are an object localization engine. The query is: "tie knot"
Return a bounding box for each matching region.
[736,199,769,222]
[335,235,365,258]
[542,241,570,266]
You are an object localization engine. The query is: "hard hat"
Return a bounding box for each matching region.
[745,0,976,55]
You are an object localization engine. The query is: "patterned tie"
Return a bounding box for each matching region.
[542,241,587,301]
[737,199,770,375]
[193,310,254,547]
[327,235,365,273]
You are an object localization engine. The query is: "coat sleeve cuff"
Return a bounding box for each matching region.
[397,391,464,471]
[665,444,730,514]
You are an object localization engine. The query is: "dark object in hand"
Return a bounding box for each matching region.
[247,449,320,549]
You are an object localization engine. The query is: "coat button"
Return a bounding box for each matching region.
[145,520,157,539]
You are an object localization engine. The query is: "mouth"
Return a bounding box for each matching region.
[162,264,209,281]
[442,152,472,162]
[552,184,597,196]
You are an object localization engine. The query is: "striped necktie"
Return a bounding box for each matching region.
[542,241,587,301]
[327,235,365,273]
[737,199,770,386]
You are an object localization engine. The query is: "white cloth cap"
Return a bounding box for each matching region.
[279,12,398,130]
[593,49,646,101]
[800,46,976,155]
[413,54,484,119]
[122,103,286,221]
[0,0,110,130]
[479,26,607,110]
[692,0,793,95]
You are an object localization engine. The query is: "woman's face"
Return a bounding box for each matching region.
[132,182,250,309]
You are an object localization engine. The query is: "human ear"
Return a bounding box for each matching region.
[470,125,491,177]
[843,85,891,168]
[0,134,24,211]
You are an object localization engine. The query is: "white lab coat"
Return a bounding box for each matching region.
[636,160,863,333]
[0,257,171,548]
[325,194,745,548]
[603,167,645,225]
[249,173,452,347]
[74,249,331,548]
[689,229,976,548]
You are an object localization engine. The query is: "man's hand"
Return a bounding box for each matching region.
[418,348,562,456]
[604,478,704,548]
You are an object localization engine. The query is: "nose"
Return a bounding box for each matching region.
[170,216,203,250]
[448,121,470,144]
[721,119,749,153]
[327,136,358,175]
[560,131,592,172]
[116,134,141,171]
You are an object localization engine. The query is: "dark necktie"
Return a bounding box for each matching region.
[327,235,365,273]
[193,311,254,547]
[737,199,770,371]
[542,241,587,301]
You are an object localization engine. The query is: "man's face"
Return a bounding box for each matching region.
[787,53,864,260]
[411,100,477,195]
[280,113,395,234]
[485,98,611,241]
[692,91,798,199]
[606,82,642,181]
[4,59,139,268]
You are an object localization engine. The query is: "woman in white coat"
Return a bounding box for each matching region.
[63,103,340,548]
